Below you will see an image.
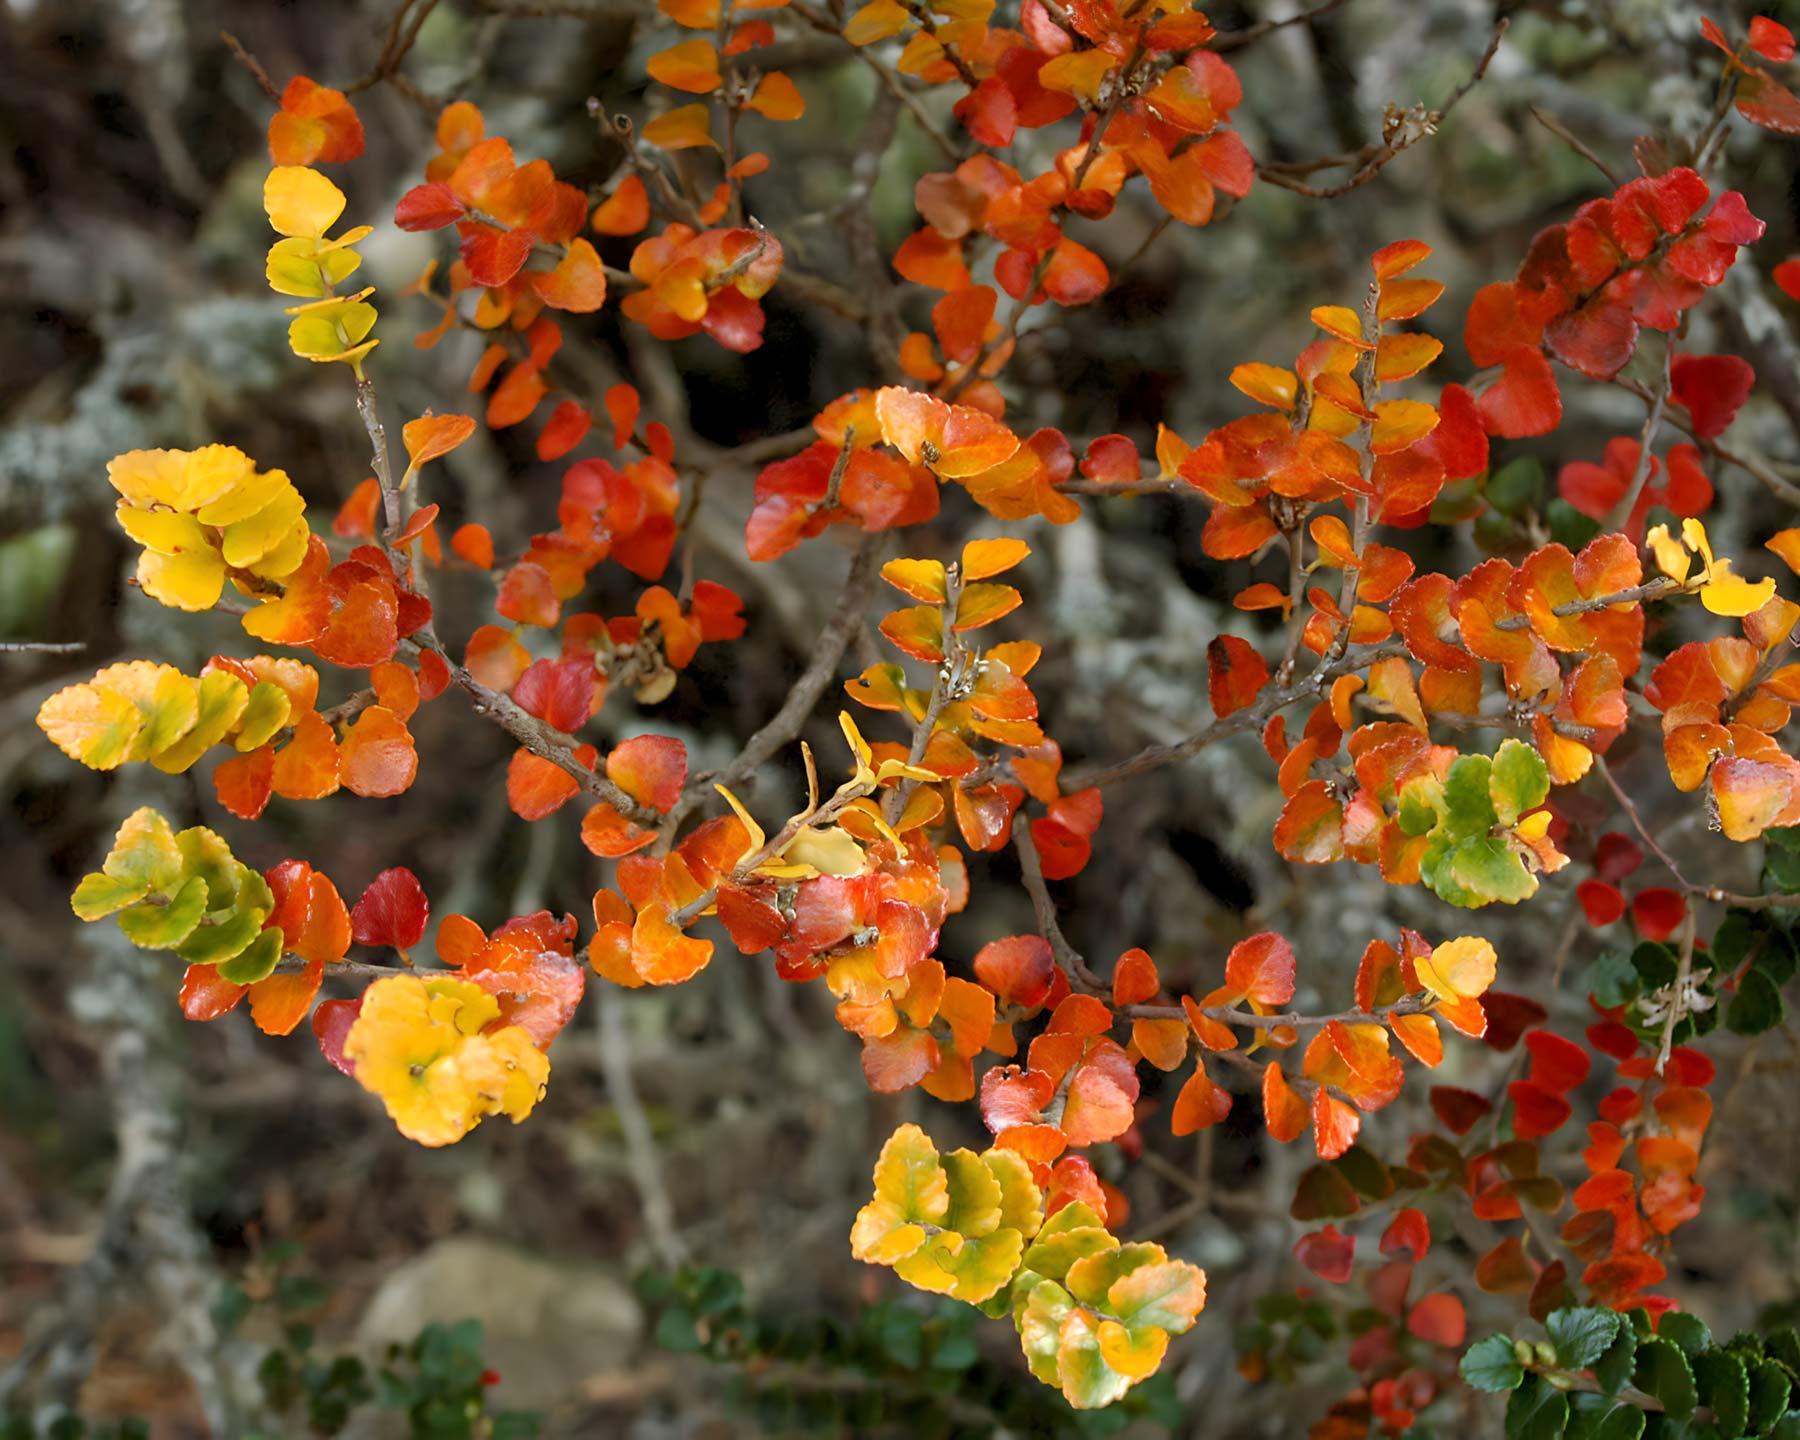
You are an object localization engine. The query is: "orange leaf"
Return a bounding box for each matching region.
[648,38,722,93]
[271,710,341,800]
[1170,1061,1231,1134]
[607,734,687,812]
[642,103,717,151]
[531,238,608,313]
[1208,634,1270,718]
[1263,1062,1308,1142]
[339,705,418,798]
[402,412,477,470]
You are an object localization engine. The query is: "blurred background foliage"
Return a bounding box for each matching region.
[4,0,1800,1434]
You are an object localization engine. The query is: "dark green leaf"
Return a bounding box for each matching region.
[1548,499,1603,553]
[1751,1358,1793,1432]
[1660,1313,1712,1359]
[1506,1373,1571,1439]
[1564,1391,1645,1440]
[1727,969,1785,1037]
[1548,1307,1622,1369]
[1593,1326,1638,1396]
[1694,1348,1748,1437]
[1487,457,1546,516]
[1635,1336,1698,1419]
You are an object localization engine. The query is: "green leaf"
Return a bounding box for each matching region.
[1694,1347,1748,1436]
[102,808,185,893]
[1490,739,1550,827]
[1629,943,1678,992]
[1659,1312,1712,1359]
[1767,1326,1800,1374]
[1634,1336,1698,1420]
[71,871,151,921]
[1727,969,1785,1037]
[1443,753,1499,835]
[1446,835,1538,905]
[1461,1333,1525,1392]
[214,1282,254,1337]
[275,1273,330,1313]
[216,926,285,985]
[939,1148,1003,1236]
[1750,1357,1793,1433]
[1548,1307,1621,1369]
[1506,1373,1571,1439]
[1711,911,1757,970]
[116,874,209,949]
[1548,498,1603,553]
[1593,1325,1638,1396]
[1563,1391,1645,1440]
[1487,457,1546,517]
[1587,952,1641,1009]
[177,866,276,966]
[236,681,293,750]
[1398,776,1444,836]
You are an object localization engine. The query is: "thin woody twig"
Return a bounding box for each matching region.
[1213,0,1353,52]
[220,31,280,100]
[1258,19,1507,199]
[1529,104,1621,186]
[1601,339,1672,533]
[1012,812,1109,995]
[1065,639,1408,791]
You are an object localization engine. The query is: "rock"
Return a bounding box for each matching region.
[355,1236,642,1412]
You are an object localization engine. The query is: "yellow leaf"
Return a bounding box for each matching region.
[783,825,867,876]
[1702,567,1779,618]
[136,545,227,612]
[1646,523,1692,584]
[343,975,549,1147]
[264,165,348,240]
[713,783,766,856]
[37,683,142,770]
[1413,935,1496,1004]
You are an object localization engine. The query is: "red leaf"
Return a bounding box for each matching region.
[350,868,430,951]
[1631,887,1687,942]
[395,181,464,231]
[1381,1207,1431,1263]
[1429,1085,1491,1135]
[1208,634,1271,718]
[1477,347,1562,438]
[1295,1224,1356,1283]
[313,997,363,1077]
[1577,879,1626,928]
[1525,1029,1591,1093]
[1670,352,1755,439]
[179,963,246,1022]
[1480,991,1548,1050]
[1406,1292,1466,1347]
[1752,16,1796,62]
